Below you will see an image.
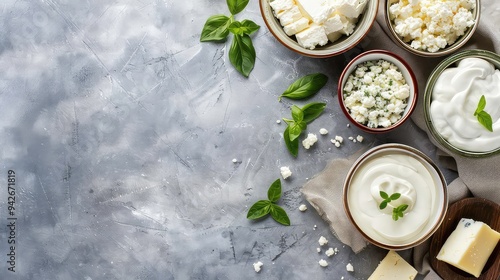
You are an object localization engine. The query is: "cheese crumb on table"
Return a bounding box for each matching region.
[302,133,318,149]
[368,250,417,280]
[436,218,500,278]
[318,236,328,246]
[298,204,307,212]
[280,166,292,179]
[356,135,364,142]
[253,261,264,272]
[319,128,329,135]
[232,158,238,163]
[318,259,328,267]
[325,247,337,257]
[346,263,354,272]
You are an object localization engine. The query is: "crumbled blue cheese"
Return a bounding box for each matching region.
[302,133,318,149]
[253,261,264,272]
[343,59,409,128]
[319,259,329,267]
[389,0,475,52]
[280,166,292,179]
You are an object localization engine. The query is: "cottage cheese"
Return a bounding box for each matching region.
[343,59,409,128]
[280,166,293,179]
[299,204,308,211]
[319,259,329,267]
[318,236,328,246]
[253,261,264,272]
[269,0,368,49]
[389,0,475,52]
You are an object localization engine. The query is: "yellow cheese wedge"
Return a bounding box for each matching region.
[368,250,417,280]
[436,218,500,278]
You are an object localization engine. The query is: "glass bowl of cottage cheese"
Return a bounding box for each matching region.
[343,143,448,250]
[338,50,418,133]
[424,49,500,157]
[385,0,480,57]
[259,0,379,57]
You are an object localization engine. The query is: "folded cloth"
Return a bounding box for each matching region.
[302,0,499,278]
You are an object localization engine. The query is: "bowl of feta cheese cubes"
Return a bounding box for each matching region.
[385,0,480,57]
[338,50,418,133]
[259,0,379,57]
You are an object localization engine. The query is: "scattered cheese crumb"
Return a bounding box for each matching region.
[276,119,281,124]
[253,261,263,272]
[302,133,318,149]
[317,247,321,253]
[356,135,364,142]
[232,158,238,163]
[325,247,338,257]
[318,236,328,246]
[319,128,329,135]
[341,277,344,280]
[280,166,292,179]
[331,139,341,148]
[319,259,328,267]
[346,263,354,272]
[348,136,354,141]
[298,204,307,212]
[347,124,350,127]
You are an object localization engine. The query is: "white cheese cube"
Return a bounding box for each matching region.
[269,0,295,14]
[368,250,417,280]
[436,218,500,278]
[278,6,303,26]
[324,14,344,34]
[283,17,310,36]
[334,0,368,18]
[338,14,358,35]
[296,0,335,24]
[280,166,292,179]
[296,25,328,50]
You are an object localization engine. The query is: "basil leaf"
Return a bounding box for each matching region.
[229,34,256,77]
[398,204,408,212]
[227,0,249,15]
[379,201,387,210]
[288,122,303,142]
[284,126,298,157]
[477,111,493,132]
[392,212,399,221]
[278,73,328,101]
[267,179,282,203]
[229,20,260,36]
[200,15,231,42]
[390,193,401,200]
[301,102,326,123]
[380,191,389,199]
[291,105,303,122]
[270,204,291,226]
[474,95,486,116]
[247,200,272,220]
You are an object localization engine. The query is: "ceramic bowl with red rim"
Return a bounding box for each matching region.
[259,0,379,58]
[338,50,418,133]
[343,143,448,250]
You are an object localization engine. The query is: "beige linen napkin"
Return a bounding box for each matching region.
[302,0,500,278]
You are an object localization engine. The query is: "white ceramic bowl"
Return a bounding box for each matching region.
[259,0,379,58]
[423,49,500,157]
[338,50,418,133]
[343,144,448,250]
[385,0,480,57]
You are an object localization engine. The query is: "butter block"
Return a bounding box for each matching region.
[368,250,417,280]
[436,218,500,278]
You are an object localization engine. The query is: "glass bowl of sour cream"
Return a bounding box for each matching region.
[424,49,500,157]
[338,50,418,133]
[343,143,448,250]
[385,0,480,57]
[259,0,379,58]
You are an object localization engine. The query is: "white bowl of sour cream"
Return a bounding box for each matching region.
[424,49,500,157]
[343,144,448,250]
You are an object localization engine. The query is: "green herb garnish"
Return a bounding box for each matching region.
[278,73,328,101]
[200,0,259,77]
[282,102,326,157]
[379,191,408,221]
[247,179,290,226]
[474,95,493,132]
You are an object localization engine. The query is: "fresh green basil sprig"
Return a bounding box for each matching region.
[278,73,328,101]
[247,179,290,226]
[282,102,326,157]
[379,191,408,221]
[200,0,259,77]
[474,95,493,132]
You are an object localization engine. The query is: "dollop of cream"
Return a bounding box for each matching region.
[430,58,500,152]
[348,152,440,245]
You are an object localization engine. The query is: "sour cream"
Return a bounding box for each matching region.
[346,146,446,247]
[430,58,500,152]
